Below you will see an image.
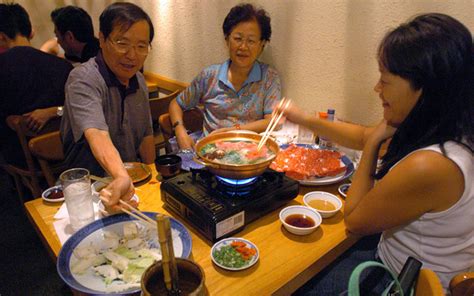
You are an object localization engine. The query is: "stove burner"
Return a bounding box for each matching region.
[216,176,257,186]
[160,170,300,242]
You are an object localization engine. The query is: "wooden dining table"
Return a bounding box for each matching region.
[24,164,359,295]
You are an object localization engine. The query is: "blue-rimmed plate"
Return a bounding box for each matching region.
[278,144,354,186]
[211,237,259,271]
[176,150,205,171]
[338,183,351,198]
[57,212,192,295]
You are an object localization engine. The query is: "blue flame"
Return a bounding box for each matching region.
[216,176,257,186]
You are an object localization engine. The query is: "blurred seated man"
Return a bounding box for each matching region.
[0,3,73,166]
[60,2,155,211]
[49,6,100,65]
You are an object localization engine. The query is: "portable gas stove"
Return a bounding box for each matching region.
[161,169,299,242]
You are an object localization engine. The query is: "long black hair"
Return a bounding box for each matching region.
[376,13,473,179]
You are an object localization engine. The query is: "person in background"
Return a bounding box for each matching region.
[169,3,281,151]
[60,2,155,212]
[0,3,73,166]
[48,6,100,65]
[282,13,473,295]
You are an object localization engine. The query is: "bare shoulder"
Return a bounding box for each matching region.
[392,150,464,211]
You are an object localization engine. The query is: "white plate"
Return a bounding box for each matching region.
[211,237,259,271]
[97,195,140,217]
[42,185,65,203]
[279,144,355,186]
[57,212,192,295]
[259,132,297,146]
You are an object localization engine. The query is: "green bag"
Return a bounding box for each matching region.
[348,261,414,296]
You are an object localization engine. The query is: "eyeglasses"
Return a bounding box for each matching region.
[230,34,261,48]
[108,38,151,56]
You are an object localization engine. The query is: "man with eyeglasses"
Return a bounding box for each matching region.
[60,2,155,211]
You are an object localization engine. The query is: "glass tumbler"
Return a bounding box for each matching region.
[60,168,95,232]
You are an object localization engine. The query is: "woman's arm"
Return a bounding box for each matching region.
[169,98,195,150]
[283,103,373,150]
[344,122,464,234]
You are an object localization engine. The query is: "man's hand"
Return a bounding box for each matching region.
[99,175,135,213]
[23,107,57,131]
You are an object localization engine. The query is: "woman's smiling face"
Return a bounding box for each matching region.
[374,66,422,127]
[226,19,265,70]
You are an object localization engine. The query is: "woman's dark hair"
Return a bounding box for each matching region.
[99,2,154,43]
[222,3,271,41]
[51,6,95,43]
[376,13,473,179]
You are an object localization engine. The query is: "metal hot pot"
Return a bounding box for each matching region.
[193,131,279,179]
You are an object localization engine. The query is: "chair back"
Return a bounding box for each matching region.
[144,71,188,153]
[144,71,188,94]
[149,90,180,120]
[28,131,65,187]
[450,272,474,296]
[415,269,444,296]
[158,108,204,153]
[4,115,61,198]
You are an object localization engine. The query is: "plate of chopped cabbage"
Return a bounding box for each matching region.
[57,212,192,295]
[211,237,259,271]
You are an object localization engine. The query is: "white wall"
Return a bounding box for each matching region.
[18,0,474,125]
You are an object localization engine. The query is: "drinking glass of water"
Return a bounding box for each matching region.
[60,168,95,232]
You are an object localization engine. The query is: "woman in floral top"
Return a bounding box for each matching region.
[169,3,282,150]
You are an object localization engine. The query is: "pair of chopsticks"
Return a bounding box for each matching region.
[257,97,291,151]
[90,175,156,229]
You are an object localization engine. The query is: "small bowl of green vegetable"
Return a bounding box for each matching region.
[211,237,259,271]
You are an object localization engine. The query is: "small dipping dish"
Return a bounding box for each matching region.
[155,155,182,178]
[303,191,342,218]
[279,205,322,235]
[91,177,113,200]
[42,185,64,202]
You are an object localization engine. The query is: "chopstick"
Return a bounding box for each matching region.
[99,195,157,228]
[257,97,291,151]
[92,174,156,228]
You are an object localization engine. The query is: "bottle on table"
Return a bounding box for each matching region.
[318,109,336,150]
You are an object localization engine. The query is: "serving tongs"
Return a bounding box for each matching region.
[157,214,180,296]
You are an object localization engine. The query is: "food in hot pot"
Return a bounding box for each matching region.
[200,140,275,165]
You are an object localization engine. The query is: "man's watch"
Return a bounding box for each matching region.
[56,106,64,117]
[172,120,183,131]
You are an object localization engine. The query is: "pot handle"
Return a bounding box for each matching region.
[193,156,219,169]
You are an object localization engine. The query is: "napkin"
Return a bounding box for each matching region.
[53,201,100,245]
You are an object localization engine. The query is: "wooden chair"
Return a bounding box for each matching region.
[2,115,61,200]
[415,269,444,296]
[450,272,474,296]
[28,131,65,188]
[149,89,181,152]
[158,108,204,153]
[144,71,189,96]
[144,71,189,153]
